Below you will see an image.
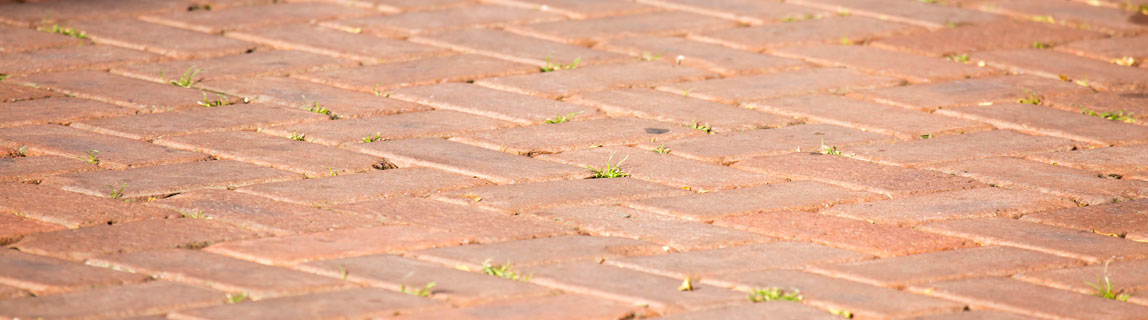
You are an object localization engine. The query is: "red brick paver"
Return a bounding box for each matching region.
[5,1,1148,318]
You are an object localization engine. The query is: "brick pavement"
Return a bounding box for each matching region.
[1,0,1147,319]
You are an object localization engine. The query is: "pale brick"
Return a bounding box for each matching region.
[571,88,797,133]
[200,76,430,119]
[635,0,827,25]
[0,24,81,53]
[112,50,355,84]
[532,205,769,251]
[410,236,664,269]
[169,288,443,320]
[919,218,1148,263]
[42,159,300,199]
[16,71,227,112]
[786,0,999,29]
[69,19,259,59]
[506,11,736,46]
[690,16,922,51]
[938,102,1148,145]
[748,94,989,139]
[331,197,572,243]
[1026,144,1148,175]
[975,49,1148,91]
[1056,34,1148,63]
[14,219,258,261]
[390,83,598,125]
[846,130,1077,167]
[1045,91,1148,124]
[771,45,996,83]
[911,278,1148,320]
[1020,198,1148,239]
[872,19,1100,57]
[853,75,1092,111]
[261,110,513,147]
[451,117,701,155]
[70,103,325,140]
[971,0,1147,34]
[0,45,160,75]
[410,28,631,67]
[0,281,224,320]
[911,310,1033,320]
[0,250,147,295]
[820,187,1073,226]
[811,246,1082,287]
[649,123,889,164]
[226,24,451,63]
[237,167,488,206]
[930,157,1148,205]
[350,137,589,184]
[0,214,64,245]
[0,125,209,169]
[735,152,983,198]
[296,54,537,92]
[0,82,55,103]
[323,4,561,37]
[486,0,657,19]
[1014,259,1148,299]
[658,68,903,104]
[157,130,388,176]
[656,302,841,320]
[476,62,713,99]
[626,181,879,222]
[0,181,177,228]
[140,2,372,33]
[717,211,974,257]
[392,294,641,320]
[151,189,381,235]
[524,263,745,314]
[608,241,868,278]
[0,97,133,128]
[537,146,783,191]
[433,178,690,214]
[0,155,95,182]
[596,36,809,76]
[0,0,189,27]
[204,225,467,265]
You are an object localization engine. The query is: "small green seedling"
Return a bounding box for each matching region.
[197,91,229,107]
[43,24,87,39]
[781,13,816,23]
[540,55,581,72]
[837,9,852,16]
[840,37,855,45]
[338,265,348,280]
[169,67,201,88]
[829,308,854,318]
[288,132,306,141]
[372,82,385,96]
[545,112,580,124]
[686,120,712,134]
[587,154,629,179]
[820,139,843,156]
[748,287,802,302]
[226,292,249,304]
[1032,41,1052,49]
[1087,261,1131,302]
[14,146,28,157]
[182,210,210,220]
[918,0,938,3]
[945,53,970,63]
[0,74,8,82]
[1017,89,1042,105]
[1032,15,1056,23]
[84,150,100,165]
[678,278,696,291]
[1082,108,1136,123]
[640,51,664,61]
[361,133,384,143]
[482,260,531,282]
[920,134,933,139]
[652,144,671,154]
[107,182,127,200]
[400,282,436,297]
[300,97,339,120]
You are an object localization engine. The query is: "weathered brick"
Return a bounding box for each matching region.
[596,36,809,76]
[0,45,160,75]
[659,68,902,104]
[1014,259,1148,300]
[0,284,29,300]
[112,50,355,84]
[872,19,1100,57]
[571,88,796,132]
[71,103,324,141]
[261,110,513,147]
[433,178,690,214]
[89,249,348,298]
[331,197,572,242]
[324,4,562,37]
[811,246,1081,288]
[690,16,922,51]
[357,0,473,13]
[476,62,713,99]
[820,187,1073,226]
[0,125,208,169]
[0,281,224,320]
[919,218,1148,263]
[296,54,537,92]
[909,310,1034,320]
[204,225,467,265]
[635,0,827,25]
[938,102,1148,146]
[708,270,965,319]
[649,123,889,164]
[627,181,878,222]
[15,218,258,261]
[537,146,782,191]
[735,152,983,198]
[1056,34,1148,63]
[151,189,381,235]
[786,0,999,29]
[0,0,189,27]
[0,97,133,128]
[69,19,259,59]
[1020,198,1148,239]
[506,11,736,46]
[392,293,641,320]
[749,94,988,139]
[390,83,598,125]
[1045,91,1148,124]
[486,0,658,19]
[0,25,82,53]
[609,241,867,278]
[975,49,1148,91]
[298,254,550,305]
[140,2,372,33]
[0,181,177,228]
[772,45,996,83]
[717,211,974,257]
[351,137,589,184]
[0,213,64,245]
[532,205,768,251]
[0,250,147,295]
[930,157,1148,205]
[911,278,1148,320]
[157,130,387,176]
[971,0,1147,34]
[16,71,225,112]
[0,82,55,103]
[227,24,451,63]
[43,159,300,198]
[524,263,745,314]
[200,76,430,119]
[0,155,93,182]
[452,117,700,155]
[411,28,630,68]
[170,287,443,319]
[237,167,488,206]
[846,130,1076,167]
[410,235,664,269]
[853,75,1093,111]
[656,301,841,320]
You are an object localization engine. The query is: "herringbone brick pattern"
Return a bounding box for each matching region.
[1,0,1148,318]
